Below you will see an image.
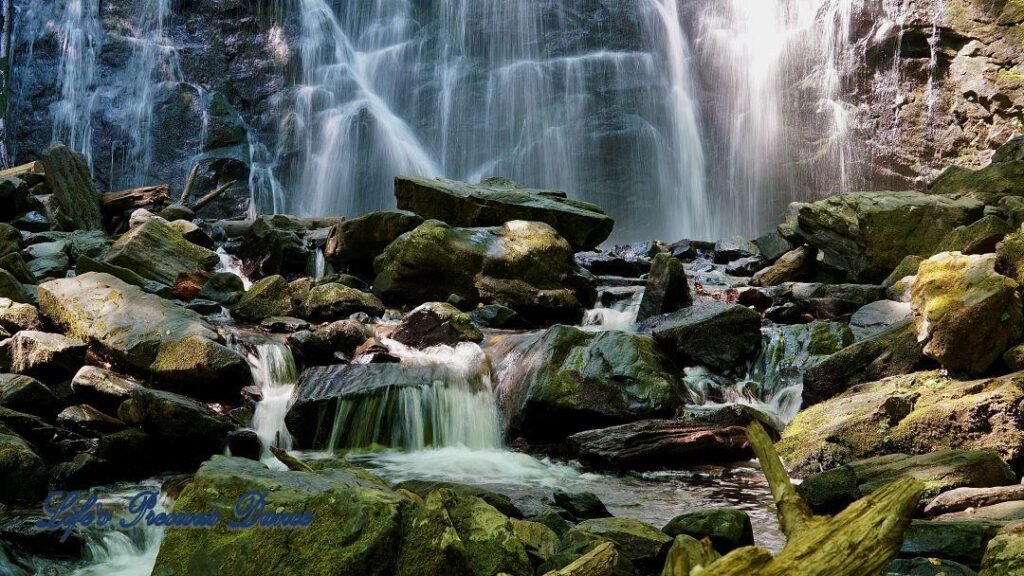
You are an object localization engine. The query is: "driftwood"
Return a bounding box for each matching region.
[0,160,42,178]
[188,179,237,213]
[544,543,628,576]
[179,162,201,204]
[269,446,314,473]
[100,184,170,213]
[664,422,924,576]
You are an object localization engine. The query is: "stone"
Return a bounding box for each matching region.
[929,157,1024,205]
[797,450,1015,514]
[774,282,889,319]
[849,300,912,340]
[644,301,762,371]
[198,272,245,305]
[995,224,1024,286]
[926,485,1024,518]
[636,253,691,323]
[0,252,35,284]
[374,220,595,324]
[713,235,758,264]
[226,429,261,460]
[662,509,754,554]
[40,145,103,231]
[511,519,560,566]
[103,218,219,287]
[0,269,29,304]
[753,231,794,262]
[751,245,816,286]
[900,520,1001,568]
[0,223,20,257]
[57,404,125,434]
[725,256,768,276]
[780,371,1024,477]
[801,319,926,407]
[0,374,61,418]
[575,251,646,277]
[564,517,672,572]
[75,255,174,297]
[980,532,1024,575]
[70,366,141,416]
[324,211,424,273]
[391,302,483,348]
[911,252,1022,375]
[286,320,372,366]
[27,253,70,280]
[118,388,233,469]
[0,428,48,503]
[0,298,42,332]
[148,335,252,401]
[259,316,310,333]
[302,282,385,322]
[937,215,1013,255]
[567,421,751,470]
[231,275,295,322]
[790,191,985,282]
[394,176,614,250]
[236,215,309,277]
[470,304,528,329]
[394,480,522,519]
[552,490,610,521]
[498,325,683,443]
[0,331,86,381]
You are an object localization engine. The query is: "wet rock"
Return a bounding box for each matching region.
[636,253,691,323]
[888,557,977,576]
[798,450,1015,514]
[499,325,683,443]
[0,331,86,381]
[470,304,528,329]
[70,366,141,416]
[751,245,816,286]
[763,302,809,324]
[226,429,261,460]
[392,302,483,348]
[937,215,1013,255]
[0,269,30,304]
[575,251,646,277]
[725,256,768,276]
[236,215,309,277]
[753,231,794,262]
[103,218,218,287]
[662,509,753,554]
[781,371,1024,477]
[303,282,385,322]
[850,300,912,340]
[40,145,103,232]
[0,374,61,418]
[926,485,1024,518]
[713,235,758,264]
[352,338,400,364]
[562,517,672,573]
[774,282,889,319]
[148,334,252,401]
[0,428,48,503]
[644,301,761,371]
[75,255,174,297]
[911,252,1022,375]
[324,211,423,274]
[790,191,984,282]
[395,176,614,250]
[395,480,522,519]
[287,320,372,366]
[567,420,751,470]
[374,219,595,324]
[231,275,295,322]
[901,520,1001,568]
[56,404,125,434]
[0,252,35,284]
[118,388,233,469]
[259,316,310,333]
[553,490,611,521]
[198,272,245,305]
[511,518,560,567]
[801,319,926,406]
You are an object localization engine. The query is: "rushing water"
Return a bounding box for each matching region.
[246,342,300,455]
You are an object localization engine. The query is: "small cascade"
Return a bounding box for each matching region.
[214,247,252,290]
[72,483,168,576]
[326,339,502,451]
[51,0,102,169]
[308,248,328,280]
[924,0,945,129]
[582,287,644,332]
[245,342,299,455]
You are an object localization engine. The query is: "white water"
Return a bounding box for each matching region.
[246,342,299,456]
[582,287,644,332]
[51,0,101,170]
[214,247,252,290]
[72,483,168,576]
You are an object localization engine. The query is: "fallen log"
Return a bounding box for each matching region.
[0,160,43,178]
[188,179,237,213]
[179,162,201,204]
[544,542,631,576]
[100,184,170,213]
[269,446,314,473]
[669,422,924,576]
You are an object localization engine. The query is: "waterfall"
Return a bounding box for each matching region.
[246,342,299,455]
[51,0,101,169]
[71,484,168,576]
[583,287,644,332]
[215,247,252,290]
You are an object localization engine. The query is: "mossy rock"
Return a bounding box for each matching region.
[995,225,1024,285]
[928,160,1024,205]
[324,211,424,274]
[936,215,1013,255]
[391,302,483,348]
[980,532,1024,575]
[103,219,218,287]
[302,282,385,322]
[148,334,252,401]
[231,275,294,322]
[662,509,754,554]
[0,270,29,304]
[564,517,671,572]
[883,255,926,288]
[644,301,762,371]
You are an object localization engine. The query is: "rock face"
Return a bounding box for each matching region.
[391,302,483,348]
[394,176,614,250]
[103,219,219,287]
[496,325,683,443]
[780,371,1024,477]
[373,220,595,324]
[635,253,691,323]
[644,302,761,371]
[324,211,424,273]
[911,252,1022,375]
[37,273,249,394]
[789,191,984,282]
[566,421,751,470]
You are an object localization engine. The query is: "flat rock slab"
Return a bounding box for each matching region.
[566,420,752,470]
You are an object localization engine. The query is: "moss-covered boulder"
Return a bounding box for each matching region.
[0,427,48,504]
[391,302,483,348]
[780,371,1024,477]
[231,275,294,322]
[374,220,595,324]
[901,520,1001,569]
[302,282,385,322]
[198,272,244,305]
[395,176,614,251]
[995,225,1024,285]
[103,219,218,287]
[636,253,691,323]
[325,211,423,274]
[789,191,984,282]
[236,215,309,277]
[936,215,1013,255]
[0,331,86,381]
[148,335,252,401]
[643,301,761,371]
[394,480,522,519]
[751,245,816,286]
[0,224,19,258]
[498,325,683,442]
[980,531,1024,575]
[911,252,1022,375]
[662,509,754,554]
[562,517,672,573]
[928,159,1024,205]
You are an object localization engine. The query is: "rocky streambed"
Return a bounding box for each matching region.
[4,140,1024,574]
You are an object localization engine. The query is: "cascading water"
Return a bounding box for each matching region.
[51,0,101,170]
[246,342,300,455]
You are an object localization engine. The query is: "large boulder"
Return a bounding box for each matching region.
[391,302,483,348]
[302,283,385,321]
[0,428,48,503]
[496,325,683,443]
[936,215,1013,255]
[324,211,423,274]
[394,176,614,251]
[635,253,691,323]
[0,331,86,381]
[37,273,249,396]
[231,275,295,322]
[373,220,595,324]
[40,145,103,231]
[70,366,141,416]
[236,215,309,277]
[751,245,816,287]
[928,157,1024,205]
[566,421,751,470]
[643,301,761,371]
[147,335,252,400]
[780,371,1024,477]
[790,191,984,282]
[911,252,1022,375]
[662,509,754,554]
[560,517,671,573]
[118,388,233,469]
[103,219,219,287]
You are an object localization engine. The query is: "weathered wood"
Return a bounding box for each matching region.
[687,422,925,576]
[0,160,42,178]
[100,184,170,213]
[543,543,628,576]
[269,446,314,473]
[661,536,720,576]
[189,179,237,213]
[179,162,200,204]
